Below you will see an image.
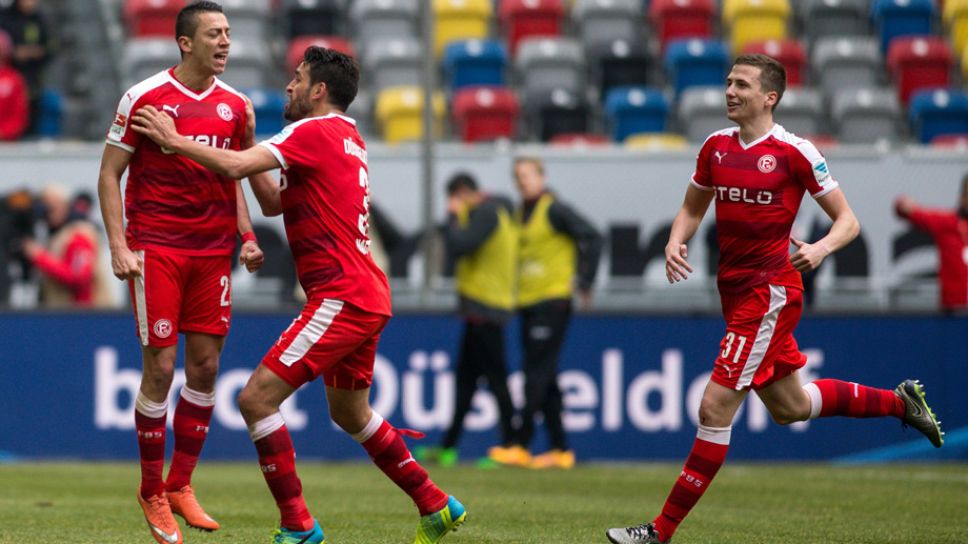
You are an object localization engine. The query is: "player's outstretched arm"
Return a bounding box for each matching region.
[130,105,280,180]
[240,95,283,217]
[790,188,860,273]
[665,184,714,283]
[97,144,142,280]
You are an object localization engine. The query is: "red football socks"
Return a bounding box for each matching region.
[654,426,731,541]
[806,379,904,419]
[165,387,215,492]
[135,393,167,499]
[250,415,314,532]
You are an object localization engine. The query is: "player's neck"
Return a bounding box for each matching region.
[738,117,775,146]
[172,63,215,93]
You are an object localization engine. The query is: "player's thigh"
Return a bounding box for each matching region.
[322,311,390,391]
[180,255,232,337]
[127,248,185,348]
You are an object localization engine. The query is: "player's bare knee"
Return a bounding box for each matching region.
[769,405,809,425]
[237,385,267,422]
[330,406,368,435]
[698,399,733,427]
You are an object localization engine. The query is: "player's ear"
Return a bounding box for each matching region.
[177,35,192,57]
[311,82,327,102]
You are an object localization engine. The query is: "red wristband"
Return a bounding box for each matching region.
[241,231,258,244]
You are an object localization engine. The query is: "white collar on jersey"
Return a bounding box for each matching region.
[164,70,220,101]
[737,123,782,150]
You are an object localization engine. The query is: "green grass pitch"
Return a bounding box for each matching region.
[1,462,966,543]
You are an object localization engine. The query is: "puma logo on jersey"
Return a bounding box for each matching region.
[162,104,181,118]
[714,151,728,164]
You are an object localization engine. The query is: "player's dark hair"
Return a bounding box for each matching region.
[514,156,545,176]
[175,1,224,44]
[302,46,359,111]
[732,54,786,111]
[447,172,478,195]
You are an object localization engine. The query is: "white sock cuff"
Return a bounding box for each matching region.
[352,412,385,443]
[180,386,216,407]
[135,392,168,419]
[248,412,286,442]
[696,424,732,445]
[803,382,823,420]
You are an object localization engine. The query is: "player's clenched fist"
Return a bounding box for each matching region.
[665,242,693,283]
[789,237,830,273]
[110,246,142,280]
[239,240,264,273]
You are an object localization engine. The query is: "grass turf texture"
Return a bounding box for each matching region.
[0,462,966,543]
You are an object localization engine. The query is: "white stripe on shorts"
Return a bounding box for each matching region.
[134,250,148,346]
[735,284,787,390]
[279,299,344,366]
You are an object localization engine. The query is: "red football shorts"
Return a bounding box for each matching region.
[261,298,390,390]
[128,248,232,347]
[711,283,807,391]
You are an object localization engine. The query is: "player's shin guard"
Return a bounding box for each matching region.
[803,379,904,419]
[135,392,168,499]
[653,425,731,542]
[249,413,314,532]
[166,386,215,492]
[354,412,448,516]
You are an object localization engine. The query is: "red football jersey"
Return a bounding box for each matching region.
[106,68,247,256]
[692,124,839,294]
[259,114,392,316]
[905,208,968,310]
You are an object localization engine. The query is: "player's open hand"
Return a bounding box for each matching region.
[131,105,178,150]
[665,242,692,283]
[789,237,830,273]
[110,246,143,280]
[240,240,264,273]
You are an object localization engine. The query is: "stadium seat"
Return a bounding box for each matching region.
[773,87,826,137]
[443,39,508,90]
[499,0,566,58]
[722,0,791,55]
[221,0,272,42]
[548,132,610,146]
[433,0,493,57]
[649,0,716,54]
[624,132,689,150]
[831,87,902,144]
[245,88,286,137]
[799,0,870,45]
[523,87,592,141]
[677,85,727,142]
[908,89,968,143]
[349,0,419,52]
[742,39,806,86]
[451,85,520,142]
[375,86,446,143]
[930,133,968,147]
[887,36,953,105]
[121,38,181,89]
[571,0,643,49]
[812,37,883,97]
[872,0,936,53]
[285,36,356,76]
[603,86,670,142]
[664,38,730,96]
[587,37,652,101]
[346,88,374,137]
[123,0,182,37]
[283,0,344,38]
[37,88,63,138]
[362,37,424,94]
[943,0,968,62]
[217,38,272,89]
[515,37,586,97]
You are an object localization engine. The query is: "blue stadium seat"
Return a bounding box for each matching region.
[871,0,935,53]
[603,86,670,142]
[908,88,968,143]
[37,89,63,138]
[664,38,730,95]
[443,39,508,90]
[245,88,287,138]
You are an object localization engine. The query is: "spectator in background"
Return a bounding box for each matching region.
[0,30,29,140]
[0,0,52,134]
[416,173,518,467]
[489,156,603,470]
[22,185,113,307]
[894,174,968,313]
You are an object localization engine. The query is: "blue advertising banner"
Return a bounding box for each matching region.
[1,312,965,462]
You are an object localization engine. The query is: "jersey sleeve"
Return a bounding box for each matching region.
[789,139,839,199]
[690,137,715,192]
[258,121,317,171]
[907,208,952,237]
[105,89,145,153]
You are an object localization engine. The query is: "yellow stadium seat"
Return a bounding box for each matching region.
[962,42,968,80]
[375,86,447,144]
[433,0,493,57]
[944,0,968,62]
[722,0,791,55]
[623,132,689,150]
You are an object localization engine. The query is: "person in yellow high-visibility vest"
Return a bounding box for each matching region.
[489,157,603,470]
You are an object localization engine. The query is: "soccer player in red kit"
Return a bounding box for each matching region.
[130,46,466,544]
[605,55,945,544]
[96,3,265,543]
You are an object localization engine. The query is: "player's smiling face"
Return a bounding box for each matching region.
[725,65,774,124]
[284,63,314,121]
[188,12,231,75]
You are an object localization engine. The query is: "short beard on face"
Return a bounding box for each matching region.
[283,95,309,121]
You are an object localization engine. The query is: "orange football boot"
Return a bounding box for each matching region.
[167,485,220,531]
[137,489,182,544]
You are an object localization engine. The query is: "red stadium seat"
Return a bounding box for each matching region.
[742,39,807,86]
[499,0,565,57]
[286,36,356,75]
[649,0,716,54]
[452,86,520,142]
[930,134,968,148]
[548,132,609,146]
[887,36,953,105]
[123,0,184,38]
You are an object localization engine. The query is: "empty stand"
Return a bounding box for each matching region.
[773,87,826,137]
[286,36,355,76]
[362,37,424,94]
[246,88,286,137]
[524,87,592,141]
[743,39,806,86]
[831,87,902,143]
[887,36,953,105]
[515,37,586,97]
[799,0,870,45]
[872,0,936,53]
[284,0,344,38]
[722,0,791,55]
[677,85,728,142]
[443,39,508,90]
[218,38,272,89]
[944,0,968,63]
[221,0,272,42]
[346,89,374,137]
[123,0,182,38]
[664,38,730,96]
[908,88,968,143]
[350,0,419,52]
[433,0,493,57]
[571,0,643,49]
[649,0,716,53]
[604,86,670,142]
[121,38,181,89]
[812,37,883,96]
[624,132,689,150]
[375,86,446,143]
[587,37,651,100]
[548,132,610,146]
[451,85,520,142]
[499,0,566,57]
